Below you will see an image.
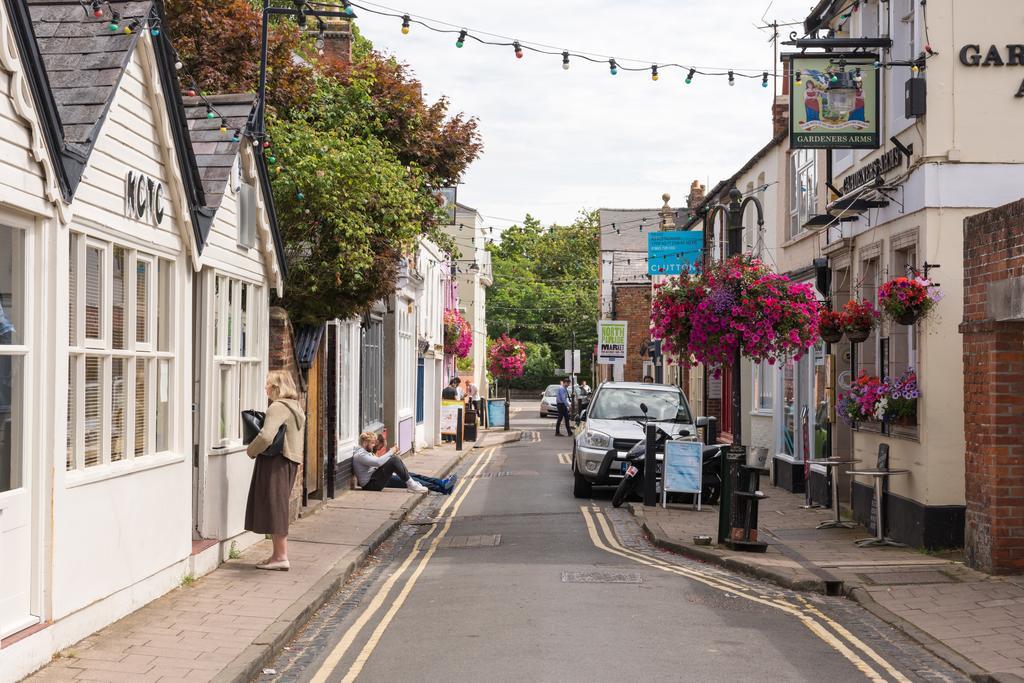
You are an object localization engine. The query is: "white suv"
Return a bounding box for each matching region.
[571,382,696,498]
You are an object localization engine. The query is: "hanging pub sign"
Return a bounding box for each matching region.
[785,53,880,150]
[124,171,166,226]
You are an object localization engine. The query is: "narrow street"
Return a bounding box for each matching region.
[262,404,964,683]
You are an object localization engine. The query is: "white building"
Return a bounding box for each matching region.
[0,3,284,678]
[414,238,448,450]
[447,203,492,396]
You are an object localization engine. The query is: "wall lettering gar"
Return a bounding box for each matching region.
[125,171,165,225]
[958,44,1024,97]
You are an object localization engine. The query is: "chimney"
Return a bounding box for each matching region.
[773,60,790,137]
[320,16,353,66]
[687,180,706,209]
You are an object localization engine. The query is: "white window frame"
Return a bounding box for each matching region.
[751,361,774,415]
[1,222,29,494]
[789,149,817,239]
[237,179,257,250]
[397,302,415,417]
[212,274,265,447]
[67,230,176,478]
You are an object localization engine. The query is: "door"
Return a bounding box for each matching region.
[0,223,35,638]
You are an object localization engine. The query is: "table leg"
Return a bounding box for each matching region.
[817,466,857,530]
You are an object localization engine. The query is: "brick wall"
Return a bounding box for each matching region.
[961,198,1024,574]
[269,306,306,520]
[612,284,651,382]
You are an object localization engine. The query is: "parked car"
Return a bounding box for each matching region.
[540,382,589,418]
[571,381,697,498]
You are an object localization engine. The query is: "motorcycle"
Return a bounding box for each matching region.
[610,405,724,508]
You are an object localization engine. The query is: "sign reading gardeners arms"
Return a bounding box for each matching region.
[597,320,627,365]
[786,53,880,150]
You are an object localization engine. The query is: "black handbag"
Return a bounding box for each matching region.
[241,409,287,456]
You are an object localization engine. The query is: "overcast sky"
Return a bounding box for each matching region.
[352,0,814,228]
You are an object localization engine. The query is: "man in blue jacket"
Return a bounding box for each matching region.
[555,377,573,437]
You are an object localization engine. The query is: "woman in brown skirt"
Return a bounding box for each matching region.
[245,370,306,571]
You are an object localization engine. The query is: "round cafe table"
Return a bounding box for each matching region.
[812,458,860,529]
[844,468,911,547]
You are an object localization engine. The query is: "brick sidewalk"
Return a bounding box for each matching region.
[631,489,1024,682]
[25,445,469,683]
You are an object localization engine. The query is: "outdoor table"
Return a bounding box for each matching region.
[844,468,911,547]
[813,458,860,529]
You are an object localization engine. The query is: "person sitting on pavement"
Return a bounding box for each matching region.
[373,433,456,494]
[352,432,455,494]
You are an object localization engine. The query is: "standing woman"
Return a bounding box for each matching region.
[245,370,306,571]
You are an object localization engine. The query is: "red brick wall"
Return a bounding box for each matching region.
[961,198,1024,574]
[269,306,306,520]
[612,285,652,382]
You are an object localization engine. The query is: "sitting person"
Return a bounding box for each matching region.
[352,432,456,494]
[373,433,456,494]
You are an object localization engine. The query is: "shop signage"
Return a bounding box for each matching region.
[840,144,908,194]
[125,171,166,225]
[785,53,880,149]
[597,320,627,365]
[440,400,462,435]
[958,44,1024,96]
[647,231,704,275]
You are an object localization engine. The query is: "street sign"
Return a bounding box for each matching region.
[647,231,703,275]
[597,320,627,365]
[564,350,581,374]
[785,53,881,150]
[663,441,703,510]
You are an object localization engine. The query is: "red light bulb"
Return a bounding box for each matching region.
[263,141,271,149]
[93,8,102,17]
[186,89,196,97]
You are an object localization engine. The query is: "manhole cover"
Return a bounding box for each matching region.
[857,570,955,585]
[439,534,501,549]
[561,571,643,584]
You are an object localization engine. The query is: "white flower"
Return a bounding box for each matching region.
[873,398,889,420]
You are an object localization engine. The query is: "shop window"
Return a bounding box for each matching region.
[789,149,817,239]
[398,304,415,416]
[213,274,264,446]
[335,322,357,446]
[752,361,774,413]
[360,315,384,430]
[855,256,880,378]
[67,234,175,471]
[0,224,25,494]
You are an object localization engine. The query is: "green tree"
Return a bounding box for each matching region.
[486,211,600,384]
[508,342,557,390]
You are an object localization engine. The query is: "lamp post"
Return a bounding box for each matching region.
[704,187,764,544]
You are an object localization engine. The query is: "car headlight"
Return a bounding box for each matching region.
[581,429,611,449]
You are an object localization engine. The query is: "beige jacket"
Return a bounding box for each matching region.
[246,399,306,464]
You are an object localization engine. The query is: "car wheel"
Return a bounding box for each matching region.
[573,469,593,498]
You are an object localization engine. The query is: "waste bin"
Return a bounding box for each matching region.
[487,400,506,429]
[463,405,478,442]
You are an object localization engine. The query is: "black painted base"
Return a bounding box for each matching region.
[771,456,806,493]
[808,468,832,507]
[851,481,965,550]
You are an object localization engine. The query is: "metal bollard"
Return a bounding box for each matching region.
[643,424,657,507]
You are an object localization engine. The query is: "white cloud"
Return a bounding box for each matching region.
[354,0,812,226]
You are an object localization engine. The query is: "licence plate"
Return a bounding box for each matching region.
[625,465,638,477]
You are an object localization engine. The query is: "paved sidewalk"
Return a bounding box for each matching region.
[630,489,1024,682]
[25,442,484,683]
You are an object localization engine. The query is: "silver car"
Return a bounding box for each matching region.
[571,381,696,498]
[539,384,560,418]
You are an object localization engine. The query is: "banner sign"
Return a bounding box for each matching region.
[440,401,462,435]
[786,53,880,150]
[663,441,703,509]
[597,320,627,365]
[647,231,704,275]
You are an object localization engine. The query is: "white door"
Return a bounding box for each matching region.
[0,223,35,638]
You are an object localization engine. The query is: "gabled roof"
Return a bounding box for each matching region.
[182,93,254,212]
[5,0,210,248]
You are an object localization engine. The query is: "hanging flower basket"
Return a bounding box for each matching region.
[487,334,527,380]
[838,369,919,426]
[818,309,846,344]
[842,299,879,344]
[878,277,943,325]
[443,309,473,358]
[651,255,821,368]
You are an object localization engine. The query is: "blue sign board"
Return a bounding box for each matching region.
[647,231,703,276]
[663,441,703,496]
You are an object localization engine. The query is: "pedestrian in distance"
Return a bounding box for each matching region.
[442,377,459,401]
[466,380,481,424]
[354,432,456,494]
[245,370,306,571]
[643,375,655,384]
[555,377,574,437]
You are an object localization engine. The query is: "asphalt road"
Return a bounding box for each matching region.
[262,403,966,683]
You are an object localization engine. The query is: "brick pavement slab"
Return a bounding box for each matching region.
[25,444,468,682]
[630,484,1024,682]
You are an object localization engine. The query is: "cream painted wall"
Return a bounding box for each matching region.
[51,43,193,619]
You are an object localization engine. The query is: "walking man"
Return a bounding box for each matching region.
[555,377,573,437]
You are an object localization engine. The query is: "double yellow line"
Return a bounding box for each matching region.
[580,506,911,683]
[309,447,495,683]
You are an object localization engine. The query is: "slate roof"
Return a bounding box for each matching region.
[182,94,256,212]
[26,0,148,155]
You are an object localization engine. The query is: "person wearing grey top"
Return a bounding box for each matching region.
[352,432,455,494]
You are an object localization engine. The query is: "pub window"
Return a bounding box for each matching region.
[67,232,175,471]
[855,255,880,379]
[789,149,817,238]
[889,243,919,428]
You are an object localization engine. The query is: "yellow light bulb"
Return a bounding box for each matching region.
[401,26,409,35]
